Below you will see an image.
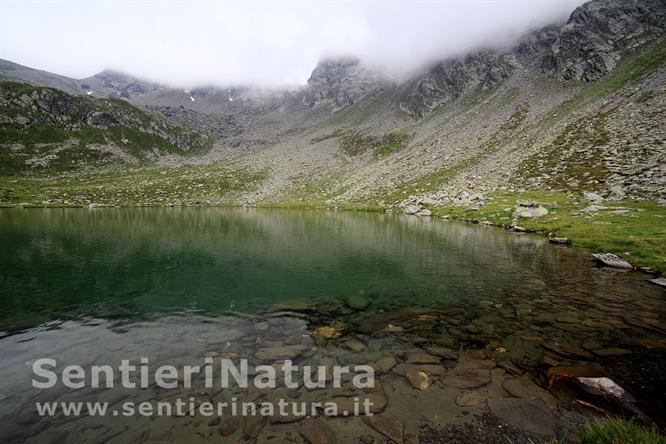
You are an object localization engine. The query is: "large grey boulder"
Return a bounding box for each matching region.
[514,200,548,218]
[592,253,633,270]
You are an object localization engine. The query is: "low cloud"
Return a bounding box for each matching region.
[0,0,585,87]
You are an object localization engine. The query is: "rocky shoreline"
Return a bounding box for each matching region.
[3,282,665,443]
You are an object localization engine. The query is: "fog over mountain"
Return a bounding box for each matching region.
[1,0,584,87]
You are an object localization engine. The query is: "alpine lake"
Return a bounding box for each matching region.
[0,207,665,443]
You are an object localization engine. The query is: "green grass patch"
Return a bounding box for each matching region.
[425,190,666,271]
[0,162,268,207]
[580,418,666,444]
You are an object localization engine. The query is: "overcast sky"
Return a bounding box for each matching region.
[1,0,585,88]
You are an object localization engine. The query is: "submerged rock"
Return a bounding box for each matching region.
[218,416,242,436]
[547,364,604,380]
[299,418,337,444]
[591,347,631,357]
[243,414,267,439]
[315,326,343,339]
[342,338,366,353]
[393,363,446,377]
[442,365,491,389]
[424,346,458,360]
[373,356,397,374]
[406,371,430,390]
[455,390,483,407]
[648,277,666,289]
[346,294,370,310]
[268,299,315,313]
[255,344,309,361]
[363,416,404,444]
[502,376,556,408]
[487,397,557,436]
[406,354,441,365]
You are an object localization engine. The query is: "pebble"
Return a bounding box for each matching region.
[406,371,430,390]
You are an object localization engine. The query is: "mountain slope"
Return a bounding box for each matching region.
[0,0,664,206]
[0,81,213,174]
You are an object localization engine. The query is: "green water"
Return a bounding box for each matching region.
[0,206,590,328]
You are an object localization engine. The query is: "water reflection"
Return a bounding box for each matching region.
[0,207,659,330]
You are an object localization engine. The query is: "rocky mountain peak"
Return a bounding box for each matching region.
[399,50,517,118]
[302,56,387,110]
[400,0,666,118]
[542,0,666,81]
[81,69,162,99]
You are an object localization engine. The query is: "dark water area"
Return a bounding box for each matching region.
[0,208,664,443]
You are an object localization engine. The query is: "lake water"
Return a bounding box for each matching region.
[0,208,664,442]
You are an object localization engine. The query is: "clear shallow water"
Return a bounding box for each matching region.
[0,208,665,442]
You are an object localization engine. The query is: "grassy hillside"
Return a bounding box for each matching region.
[0,81,213,175]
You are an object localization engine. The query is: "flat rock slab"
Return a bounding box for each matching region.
[502,376,556,407]
[268,299,315,313]
[218,416,242,436]
[592,347,632,356]
[299,418,337,444]
[424,346,458,360]
[373,356,397,374]
[455,390,484,407]
[342,338,366,353]
[406,353,441,364]
[592,253,633,270]
[547,365,605,379]
[392,363,446,377]
[442,366,490,389]
[487,397,557,436]
[364,416,404,444]
[648,277,666,289]
[243,414,267,439]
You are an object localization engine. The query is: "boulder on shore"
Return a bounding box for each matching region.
[514,200,548,218]
[592,253,633,270]
[404,205,420,215]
